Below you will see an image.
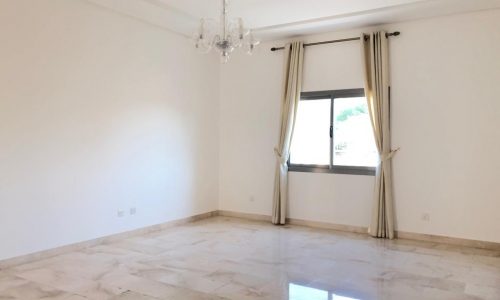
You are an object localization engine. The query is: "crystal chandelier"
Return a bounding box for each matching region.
[193,0,260,63]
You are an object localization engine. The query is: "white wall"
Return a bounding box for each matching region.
[219,9,500,243]
[0,0,219,260]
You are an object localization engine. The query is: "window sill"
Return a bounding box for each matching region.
[288,165,376,176]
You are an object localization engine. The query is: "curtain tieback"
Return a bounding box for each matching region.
[380,147,400,162]
[273,147,283,158]
[274,148,289,165]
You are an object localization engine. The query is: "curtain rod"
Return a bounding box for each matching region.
[270,31,400,51]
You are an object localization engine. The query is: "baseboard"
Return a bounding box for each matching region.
[217,210,367,234]
[0,211,217,269]
[216,210,500,251]
[217,210,272,222]
[396,231,500,251]
[287,217,368,234]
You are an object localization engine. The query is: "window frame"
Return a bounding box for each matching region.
[288,88,376,176]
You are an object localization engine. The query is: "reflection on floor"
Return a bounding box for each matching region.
[0,216,499,299]
[289,283,358,300]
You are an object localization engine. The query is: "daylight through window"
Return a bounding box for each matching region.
[289,89,378,175]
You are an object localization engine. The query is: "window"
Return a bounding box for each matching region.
[289,89,378,175]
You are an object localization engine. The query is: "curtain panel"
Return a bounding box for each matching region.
[272,41,304,225]
[361,32,399,239]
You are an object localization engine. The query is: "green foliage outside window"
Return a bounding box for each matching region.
[335,105,367,122]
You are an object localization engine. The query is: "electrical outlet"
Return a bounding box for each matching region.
[130,207,137,215]
[117,210,125,218]
[421,213,430,222]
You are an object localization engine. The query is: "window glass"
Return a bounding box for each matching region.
[289,99,330,165]
[333,97,378,167]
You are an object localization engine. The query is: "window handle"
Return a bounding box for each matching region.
[329,125,333,138]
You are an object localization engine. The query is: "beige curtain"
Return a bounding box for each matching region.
[361,32,399,239]
[272,41,304,225]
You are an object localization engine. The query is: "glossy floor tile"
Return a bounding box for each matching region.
[1,217,499,299]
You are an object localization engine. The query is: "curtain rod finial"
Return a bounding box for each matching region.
[387,31,401,37]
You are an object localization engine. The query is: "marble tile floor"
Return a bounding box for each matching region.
[0,216,499,300]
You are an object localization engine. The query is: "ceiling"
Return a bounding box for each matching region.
[87,0,500,40]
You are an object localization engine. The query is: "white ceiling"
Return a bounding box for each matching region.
[155,0,428,27]
[87,0,500,40]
